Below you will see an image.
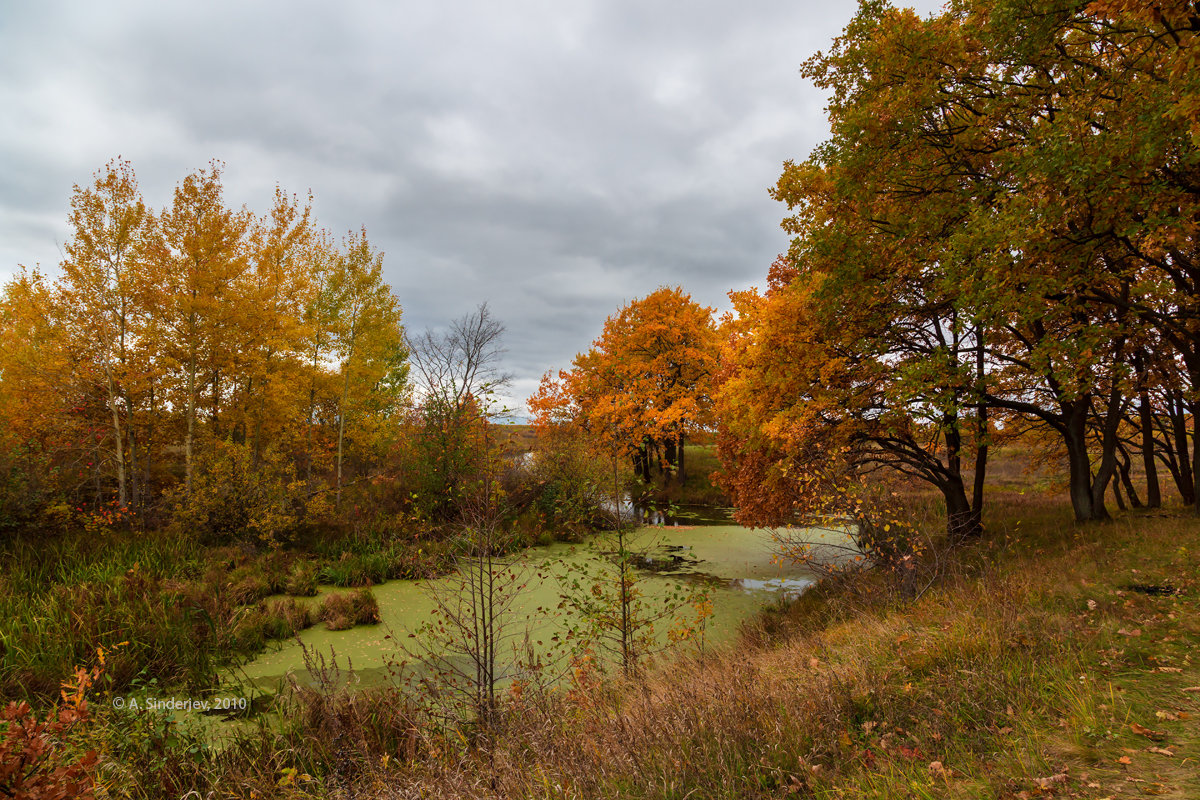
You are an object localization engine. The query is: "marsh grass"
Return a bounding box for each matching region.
[0,529,402,703]
[316,589,381,631]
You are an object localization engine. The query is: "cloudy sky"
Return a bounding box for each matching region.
[1,0,942,418]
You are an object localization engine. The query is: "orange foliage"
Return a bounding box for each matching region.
[529,286,719,479]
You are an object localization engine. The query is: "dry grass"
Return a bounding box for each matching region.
[317,588,381,631]
[342,491,1200,799]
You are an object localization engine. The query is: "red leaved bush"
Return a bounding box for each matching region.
[0,666,98,800]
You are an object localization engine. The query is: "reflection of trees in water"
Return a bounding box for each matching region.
[601,495,734,527]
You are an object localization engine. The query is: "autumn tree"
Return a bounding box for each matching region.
[0,271,78,528]
[721,0,1200,530]
[241,187,316,466]
[56,159,152,509]
[150,161,253,494]
[532,287,718,486]
[327,229,406,506]
[2,159,414,534]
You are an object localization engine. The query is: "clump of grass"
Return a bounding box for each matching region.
[267,597,315,634]
[316,589,380,631]
[231,598,316,650]
[284,560,318,596]
[227,567,273,606]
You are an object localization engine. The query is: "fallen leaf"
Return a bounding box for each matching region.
[1182,686,1200,693]
[1155,710,1178,721]
[1118,755,1132,765]
[1087,599,1097,610]
[1156,666,1182,673]
[1177,711,1191,720]
[1130,722,1165,740]
[1146,747,1174,757]
[1033,773,1068,789]
[1117,628,1142,636]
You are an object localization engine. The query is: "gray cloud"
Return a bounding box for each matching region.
[1,0,945,418]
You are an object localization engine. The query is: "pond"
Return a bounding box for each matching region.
[232,522,852,693]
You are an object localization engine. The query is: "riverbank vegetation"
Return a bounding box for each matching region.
[6,482,1197,799]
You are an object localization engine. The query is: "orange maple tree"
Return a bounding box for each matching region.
[531,286,718,484]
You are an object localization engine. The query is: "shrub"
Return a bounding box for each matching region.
[166,440,311,547]
[267,598,315,633]
[232,599,315,650]
[0,685,97,799]
[512,432,610,533]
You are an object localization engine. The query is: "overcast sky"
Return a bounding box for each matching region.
[1,0,943,418]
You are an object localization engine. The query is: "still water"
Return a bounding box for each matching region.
[233,522,850,692]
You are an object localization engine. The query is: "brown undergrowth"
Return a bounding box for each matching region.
[348,491,1199,799]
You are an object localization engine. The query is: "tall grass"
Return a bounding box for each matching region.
[0,529,388,703]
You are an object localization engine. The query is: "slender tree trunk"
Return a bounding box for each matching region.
[1089,372,1126,515]
[1135,353,1161,507]
[337,362,352,508]
[185,331,197,495]
[1112,477,1127,511]
[1088,335,1127,514]
[1170,390,1194,504]
[105,372,127,508]
[145,383,155,514]
[211,368,221,437]
[1191,394,1200,516]
[126,398,140,511]
[1117,446,1142,508]
[677,429,686,485]
[972,331,988,521]
[613,454,632,675]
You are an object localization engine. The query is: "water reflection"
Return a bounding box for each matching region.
[608,495,734,527]
[731,577,815,599]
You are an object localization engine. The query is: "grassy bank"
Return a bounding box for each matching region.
[369,493,1197,798]
[9,491,1200,798]
[640,443,730,508]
